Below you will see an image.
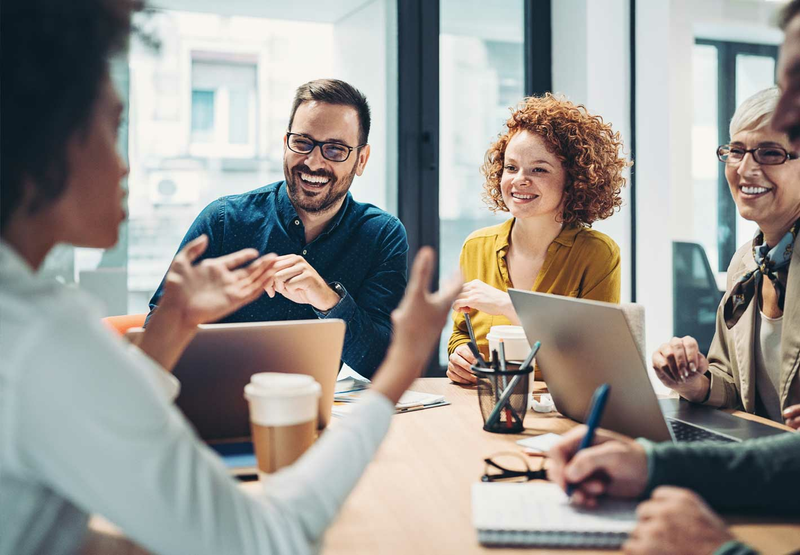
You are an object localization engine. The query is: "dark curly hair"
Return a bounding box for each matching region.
[1,0,144,230]
[481,93,630,226]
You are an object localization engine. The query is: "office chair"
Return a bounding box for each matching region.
[102,313,147,336]
[672,242,723,355]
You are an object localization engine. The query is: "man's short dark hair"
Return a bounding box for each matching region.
[780,0,800,30]
[287,79,371,146]
[0,0,142,229]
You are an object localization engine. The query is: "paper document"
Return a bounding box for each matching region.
[516,433,562,452]
[332,387,449,415]
[396,390,445,409]
[334,376,371,394]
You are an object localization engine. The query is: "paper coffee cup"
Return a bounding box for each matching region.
[244,373,321,478]
[486,325,530,362]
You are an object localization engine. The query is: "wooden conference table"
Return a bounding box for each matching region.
[87,378,799,555]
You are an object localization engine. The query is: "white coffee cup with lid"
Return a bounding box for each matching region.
[244,373,321,479]
[486,325,531,362]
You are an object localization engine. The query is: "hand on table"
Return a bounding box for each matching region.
[651,336,710,402]
[447,343,478,385]
[264,254,341,312]
[161,234,278,326]
[452,280,517,322]
[371,248,463,404]
[783,404,800,429]
[547,425,649,507]
[623,487,734,555]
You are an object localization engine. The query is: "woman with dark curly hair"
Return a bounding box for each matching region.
[447,94,630,384]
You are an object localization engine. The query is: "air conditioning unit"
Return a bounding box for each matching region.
[148,171,200,206]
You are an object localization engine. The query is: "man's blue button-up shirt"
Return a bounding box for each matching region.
[148,181,408,379]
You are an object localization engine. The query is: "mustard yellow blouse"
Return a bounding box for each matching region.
[447,218,621,358]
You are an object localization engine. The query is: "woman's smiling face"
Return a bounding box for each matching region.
[499,130,567,221]
[725,127,800,233]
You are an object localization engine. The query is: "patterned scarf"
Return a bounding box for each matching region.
[723,220,800,329]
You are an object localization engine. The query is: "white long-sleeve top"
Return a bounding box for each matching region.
[0,241,394,555]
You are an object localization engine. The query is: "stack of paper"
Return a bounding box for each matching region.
[395,390,448,412]
[334,375,371,395]
[332,376,449,416]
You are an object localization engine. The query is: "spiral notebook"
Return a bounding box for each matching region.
[472,482,637,548]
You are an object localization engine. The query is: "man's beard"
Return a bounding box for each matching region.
[284,161,357,215]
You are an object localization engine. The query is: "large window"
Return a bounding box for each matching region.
[694,39,779,274]
[55,2,398,317]
[437,0,526,364]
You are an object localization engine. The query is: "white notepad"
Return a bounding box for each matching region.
[472,482,637,548]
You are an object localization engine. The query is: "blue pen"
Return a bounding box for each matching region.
[566,383,611,496]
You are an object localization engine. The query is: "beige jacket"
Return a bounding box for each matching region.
[703,240,800,414]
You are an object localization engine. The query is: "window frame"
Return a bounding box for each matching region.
[694,38,779,272]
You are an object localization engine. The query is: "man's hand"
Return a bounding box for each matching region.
[161,235,278,327]
[783,404,800,429]
[371,248,463,404]
[452,279,518,322]
[264,254,341,311]
[547,425,649,507]
[623,487,734,555]
[651,336,710,402]
[142,235,277,371]
[447,343,478,385]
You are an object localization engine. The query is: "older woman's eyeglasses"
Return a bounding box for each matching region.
[286,132,366,163]
[717,144,799,166]
[481,452,547,483]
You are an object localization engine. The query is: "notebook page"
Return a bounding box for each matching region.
[396,390,445,408]
[472,482,637,533]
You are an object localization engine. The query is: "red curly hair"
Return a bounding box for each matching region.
[481,93,630,226]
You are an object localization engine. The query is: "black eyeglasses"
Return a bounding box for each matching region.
[286,132,366,163]
[481,452,547,483]
[717,144,799,166]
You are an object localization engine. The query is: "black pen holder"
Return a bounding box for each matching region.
[471,363,532,434]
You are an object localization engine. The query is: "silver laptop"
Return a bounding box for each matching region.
[509,290,787,443]
[126,319,345,440]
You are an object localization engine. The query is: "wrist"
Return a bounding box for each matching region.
[372,343,427,404]
[150,300,197,334]
[501,297,520,324]
[316,283,343,312]
[681,374,711,403]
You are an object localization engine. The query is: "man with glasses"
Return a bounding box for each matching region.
[148,79,408,379]
[548,5,800,555]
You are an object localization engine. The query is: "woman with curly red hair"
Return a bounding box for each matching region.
[447,94,630,384]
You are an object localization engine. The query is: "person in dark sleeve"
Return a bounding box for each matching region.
[148,79,408,379]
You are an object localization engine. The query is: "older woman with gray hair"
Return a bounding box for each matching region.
[653,86,800,428]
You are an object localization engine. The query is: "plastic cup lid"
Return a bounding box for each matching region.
[245,373,321,399]
[486,325,527,340]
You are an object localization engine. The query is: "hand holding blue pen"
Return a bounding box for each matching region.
[565,383,611,496]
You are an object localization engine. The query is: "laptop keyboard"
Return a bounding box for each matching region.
[667,418,737,443]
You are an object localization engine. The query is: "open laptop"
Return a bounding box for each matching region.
[509,290,787,443]
[127,319,345,474]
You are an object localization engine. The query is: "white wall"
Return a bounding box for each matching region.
[552,0,632,305]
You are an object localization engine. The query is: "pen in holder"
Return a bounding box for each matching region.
[472,362,532,434]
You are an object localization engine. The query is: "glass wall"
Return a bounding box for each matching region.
[635,0,784,367]
[437,0,525,363]
[61,1,397,317]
